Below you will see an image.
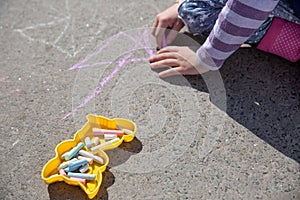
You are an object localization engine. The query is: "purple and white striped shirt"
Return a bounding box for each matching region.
[195,0,280,70]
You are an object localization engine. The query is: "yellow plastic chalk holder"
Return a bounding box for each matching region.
[41,114,136,199]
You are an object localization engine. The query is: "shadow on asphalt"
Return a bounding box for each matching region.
[160,32,300,164]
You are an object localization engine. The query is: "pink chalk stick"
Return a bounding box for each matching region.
[70,177,86,185]
[92,128,124,135]
[78,156,93,164]
[59,169,66,176]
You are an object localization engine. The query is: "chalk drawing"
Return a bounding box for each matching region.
[0,76,22,97]
[14,0,100,57]
[60,27,227,174]
[0,77,7,83]
[63,29,154,119]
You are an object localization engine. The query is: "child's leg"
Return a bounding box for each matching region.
[247,0,300,44]
[271,0,300,25]
[256,17,300,62]
[178,0,227,36]
[249,0,300,62]
[178,0,300,45]
[178,0,273,44]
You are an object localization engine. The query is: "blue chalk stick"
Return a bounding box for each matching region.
[65,142,85,160]
[84,137,92,149]
[67,172,96,180]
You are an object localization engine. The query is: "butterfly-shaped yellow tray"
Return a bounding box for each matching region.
[41,114,136,199]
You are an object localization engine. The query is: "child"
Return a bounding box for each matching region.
[150,0,300,78]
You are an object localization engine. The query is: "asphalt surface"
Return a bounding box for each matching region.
[0,0,299,199]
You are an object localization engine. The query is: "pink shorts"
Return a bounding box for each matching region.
[257,17,300,62]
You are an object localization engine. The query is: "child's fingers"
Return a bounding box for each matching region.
[149,52,176,63]
[157,46,180,54]
[150,58,178,69]
[151,17,166,47]
[151,18,159,36]
[159,67,182,78]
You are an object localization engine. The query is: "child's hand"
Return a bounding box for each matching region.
[152,3,184,48]
[149,46,209,78]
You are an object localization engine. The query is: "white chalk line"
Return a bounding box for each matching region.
[13,0,102,57]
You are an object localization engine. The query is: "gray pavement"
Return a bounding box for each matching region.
[0,0,299,199]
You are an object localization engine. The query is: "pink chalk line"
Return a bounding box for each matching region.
[0,76,22,96]
[63,29,155,119]
[0,89,22,97]
[0,77,7,83]
[69,30,153,70]
[69,57,149,70]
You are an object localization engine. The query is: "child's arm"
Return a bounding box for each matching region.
[197,0,279,70]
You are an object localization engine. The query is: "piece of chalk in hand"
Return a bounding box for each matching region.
[162,33,167,48]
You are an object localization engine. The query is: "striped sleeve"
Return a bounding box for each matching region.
[196,0,279,70]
